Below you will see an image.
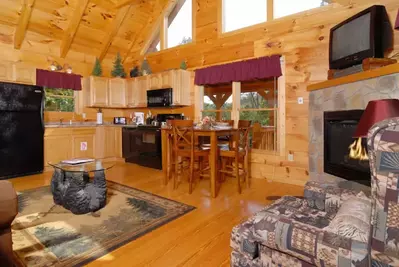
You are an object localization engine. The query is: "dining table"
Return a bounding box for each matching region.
[161,127,246,198]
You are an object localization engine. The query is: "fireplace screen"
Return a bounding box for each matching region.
[324,110,370,185]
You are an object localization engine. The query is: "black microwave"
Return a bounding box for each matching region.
[147,88,173,107]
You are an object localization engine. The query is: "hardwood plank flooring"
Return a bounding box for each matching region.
[9,162,304,267]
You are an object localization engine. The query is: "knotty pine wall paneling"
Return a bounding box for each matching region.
[126,0,399,185]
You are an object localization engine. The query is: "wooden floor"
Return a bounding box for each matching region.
[10,162,304,267]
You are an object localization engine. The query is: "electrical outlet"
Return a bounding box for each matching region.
[288,153,294,162]
[297,97,304,104]
[82,113,86,119]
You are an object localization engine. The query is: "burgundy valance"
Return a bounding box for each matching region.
[194,55,282,86]
[36,69,82,90]
[395,9,399,30]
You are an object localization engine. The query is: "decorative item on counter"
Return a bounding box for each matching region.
[141,58,152,76]
[180,60,187,70]
[92,57,103,76]
[130,66,140,77]
[111,52,126,78]
[199,116,211,129]
[96,108,103,125]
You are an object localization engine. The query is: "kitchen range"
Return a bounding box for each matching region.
[122,113,183,170]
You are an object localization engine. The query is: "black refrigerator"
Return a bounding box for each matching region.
[0,82,44,179]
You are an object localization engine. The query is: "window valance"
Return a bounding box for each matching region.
[194,55,282,86]
[36,69,82,91]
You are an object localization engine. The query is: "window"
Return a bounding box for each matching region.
[199,79,279,152]
[222,0,266,33]
[239,80,277,151]
[144,0,193,54]
[167,0,192,48]
[274,0,327,19]
[221,0,330,33]
[202,85,232,120]
[44,88,75,112]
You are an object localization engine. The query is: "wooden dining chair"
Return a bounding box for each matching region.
[219,120,251,194]
[171,120,210,194]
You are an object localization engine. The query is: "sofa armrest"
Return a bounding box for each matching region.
[0,181,18,230]
[230,217,259,260]
[304,181,359,213]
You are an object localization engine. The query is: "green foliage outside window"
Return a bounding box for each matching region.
[45,88,75,112]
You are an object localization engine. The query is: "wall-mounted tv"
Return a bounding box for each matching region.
[329,5,392,70]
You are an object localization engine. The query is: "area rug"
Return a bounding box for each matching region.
[12,181,195,267]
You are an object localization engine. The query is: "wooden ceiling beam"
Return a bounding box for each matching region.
[98,4,131,62]
[60,0,90,58]
[14,0,36,49]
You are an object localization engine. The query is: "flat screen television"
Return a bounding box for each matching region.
[329,5,392,70]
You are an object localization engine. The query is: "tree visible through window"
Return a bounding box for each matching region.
[45,88,75,112]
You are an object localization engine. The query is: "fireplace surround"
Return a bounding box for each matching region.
[308,72,399,185]
[324,110,370,185]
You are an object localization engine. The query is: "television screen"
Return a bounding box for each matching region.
[331,13,371,61]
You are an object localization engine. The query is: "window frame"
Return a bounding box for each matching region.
[218,0,331,36]
[142,0,195,55]
[44,88,77,113]
[195,56,286,156]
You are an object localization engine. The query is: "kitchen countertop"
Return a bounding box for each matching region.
[45,123,138,128]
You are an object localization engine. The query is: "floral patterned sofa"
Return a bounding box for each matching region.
[231,117,399,267]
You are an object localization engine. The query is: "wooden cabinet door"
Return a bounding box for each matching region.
[109,78,127,107]
[72,134,95,158]
[44,135,72,166]
[0,61,13,82]
[160,71,173,88]
[135,76,148,107]
[114,127,122,158]
[149,73,162,89]
[13,63,36,84]
[172,70,191,106]
[90,76,109,106]
[126,79,136,107]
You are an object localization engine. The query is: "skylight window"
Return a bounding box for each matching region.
[274,0,325,19]
[222,0,267,33]
[168,0,192,48]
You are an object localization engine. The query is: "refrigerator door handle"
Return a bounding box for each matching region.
[40,89,45,132]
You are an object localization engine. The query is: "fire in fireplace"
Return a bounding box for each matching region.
[324,110,370,186]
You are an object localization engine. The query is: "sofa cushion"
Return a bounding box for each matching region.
[324,193,372,243]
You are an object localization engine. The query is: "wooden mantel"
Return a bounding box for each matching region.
[307,63,399,91]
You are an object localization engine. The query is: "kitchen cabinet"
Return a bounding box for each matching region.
[44,128,96,166]
[13,63,36,85]
[171,70,191,106]
[0,61,36,84]
[0,61,13,82]
[126,77,147,108]
[90,76,109,107]
[96,126,122,158]
[108,78,126,107]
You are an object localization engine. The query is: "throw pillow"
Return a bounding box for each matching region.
[324,192,371,243]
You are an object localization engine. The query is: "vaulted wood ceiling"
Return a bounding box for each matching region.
[0,0,170,65]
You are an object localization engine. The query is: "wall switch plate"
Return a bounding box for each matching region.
[297,97,304,104]
[82,113,86,119]
[288,153,294,161]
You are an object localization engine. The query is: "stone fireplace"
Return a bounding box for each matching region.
[309,73,399,184]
